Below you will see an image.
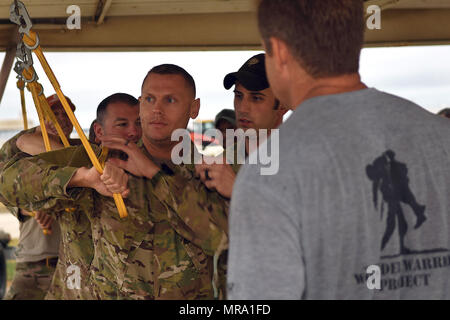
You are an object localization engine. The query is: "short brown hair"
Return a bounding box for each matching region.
[141,64,196,98]
[258,0,365,78]
[96,93,139,125]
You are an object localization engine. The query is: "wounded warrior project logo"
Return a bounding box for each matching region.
[356,150,449,291]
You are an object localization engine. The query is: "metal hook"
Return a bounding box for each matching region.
[9,1,33,35]
[15,42,33,69]
[14,60,38,83]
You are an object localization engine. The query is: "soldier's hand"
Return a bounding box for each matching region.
[195,162,236,199]
[34,211,53,235]
[69,166,129,198]
[101,136,160,179]
[101,161,130,195]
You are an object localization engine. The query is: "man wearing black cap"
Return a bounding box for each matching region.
[196,53,286,199]
[224,53,285,137]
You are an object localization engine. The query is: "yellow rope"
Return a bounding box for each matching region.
[22,31,128,219]
[17,79,28,130]
[38,94,71,148]
[99,146,109,167]
[26,81,51,152]
[18,68,70,148]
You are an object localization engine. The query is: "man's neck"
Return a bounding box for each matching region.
[142,137,176,161]
[291,73,367,110]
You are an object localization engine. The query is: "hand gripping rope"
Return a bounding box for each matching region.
[10,1,128,218]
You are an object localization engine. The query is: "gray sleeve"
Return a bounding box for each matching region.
[227,170,305,300]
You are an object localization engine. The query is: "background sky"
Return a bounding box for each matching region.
[0,45,449,135]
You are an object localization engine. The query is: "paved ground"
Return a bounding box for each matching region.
[0,212,19,239]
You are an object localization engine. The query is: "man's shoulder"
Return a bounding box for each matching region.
[1,127,37,150]
[0,127,38,165]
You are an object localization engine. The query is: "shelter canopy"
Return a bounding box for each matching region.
[0,0,449,52]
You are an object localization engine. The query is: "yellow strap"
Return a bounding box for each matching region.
[99,146,109,167]
[22,68,51,152]
[23,32,128,219]
[38,94,71,148]
[18,71,70,148]
[17,80,28,130]
[26,81,51,152]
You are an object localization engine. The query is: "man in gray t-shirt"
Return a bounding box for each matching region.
[228,0,450,299]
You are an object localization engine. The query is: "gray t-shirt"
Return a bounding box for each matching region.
[228,88,450,299]
[15,214,60,263]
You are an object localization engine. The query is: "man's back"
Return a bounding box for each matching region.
[229,88,450,299]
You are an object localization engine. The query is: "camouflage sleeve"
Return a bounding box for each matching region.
[0,131,32,222]
[0,127,37,172]
[149,164,229,257]
[0,145,96,213]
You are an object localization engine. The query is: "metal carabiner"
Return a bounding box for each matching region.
[14,61,38,84]
[13,60,24,77]
[16,42,33,69]
[9,0,33,36]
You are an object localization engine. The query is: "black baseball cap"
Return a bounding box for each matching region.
[223,53,269,91]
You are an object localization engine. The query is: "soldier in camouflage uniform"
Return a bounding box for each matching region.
[0,65,228,299]
[27,93,141,300]
[45,93,142,300]
[0,95,79,300]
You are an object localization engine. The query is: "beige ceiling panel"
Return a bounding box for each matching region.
[390,0,450,9]
[0,0,449,50]
[365,9,450,46]
[107,0,254,16]
[0,0,97,19]
[0,12,260,51]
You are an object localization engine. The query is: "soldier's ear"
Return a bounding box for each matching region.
[190,98,200,120]
[93,122,103,139]
[272,103,288,128]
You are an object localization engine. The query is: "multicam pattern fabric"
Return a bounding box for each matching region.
[3,260,56,300]
[0,142,229,300]
[0,130,95,300]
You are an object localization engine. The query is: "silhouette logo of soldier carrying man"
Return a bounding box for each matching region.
[366,150,426,255]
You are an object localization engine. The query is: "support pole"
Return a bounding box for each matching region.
[0,47,16,105]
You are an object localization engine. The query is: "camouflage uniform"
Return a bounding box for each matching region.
[0,128,94,300]
[0,142,229,300]
[3,259,58,300]
[0,127,57,300]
